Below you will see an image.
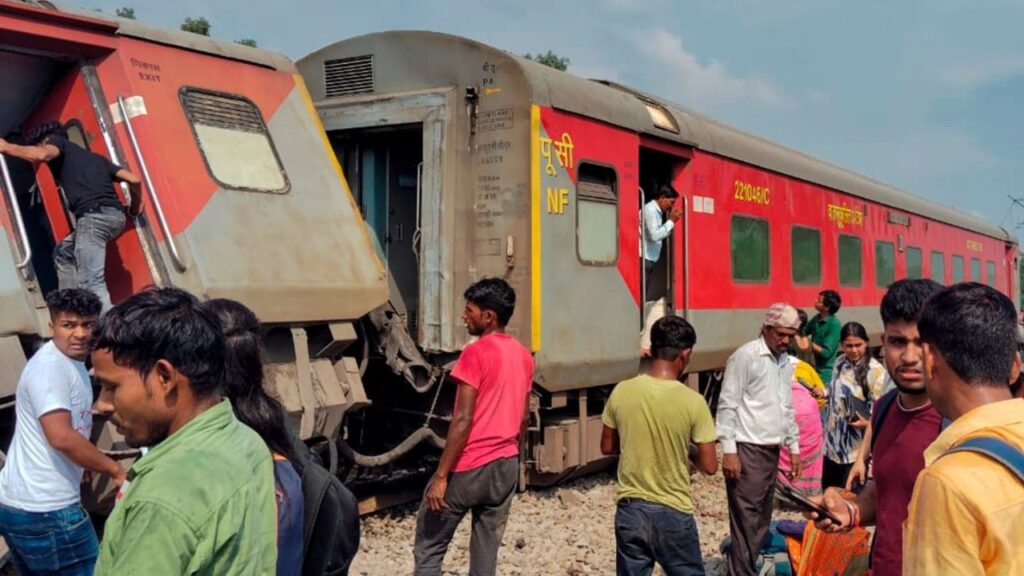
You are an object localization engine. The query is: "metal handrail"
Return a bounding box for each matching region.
[117,95,187,271]
[0,153,32,269]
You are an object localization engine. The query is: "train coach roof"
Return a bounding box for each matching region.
[306,30,1012,243]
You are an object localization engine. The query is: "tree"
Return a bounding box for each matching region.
[181,17,211,36]
[524,50,570,72]
[115,7,135,19]
[236,38,258,48]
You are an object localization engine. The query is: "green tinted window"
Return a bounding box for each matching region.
[971,258,981,282]
[875,241,895,287]
[906,247,923,279]
[576,163,618,265]
[987,261,997,287]
[952,255,965,283]
[838,235,862,287]
[931,251,945,283]
[731,216,769,282]
[791,227,821,285]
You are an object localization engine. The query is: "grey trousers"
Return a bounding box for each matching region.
[413,456,518,576]
[54,206,126,313]
[725,443,780,576]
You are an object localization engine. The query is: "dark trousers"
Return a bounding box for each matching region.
[725,443,780,576]
[413,456,518,576]
[0,502,99,576]
[823,458,853,490]
[615,499,705,576]
[644,259,657,300]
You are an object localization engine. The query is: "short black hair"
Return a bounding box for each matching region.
[46,289,101,320]
[796,309,809,333]
[655,184,679,200]
[464,277,516,326]
[26,121,66,145]
[819,290,842,315]
[880,278,943,326]
[91,287,225,398]
[650,316,696,361]
[918,283,1017,388]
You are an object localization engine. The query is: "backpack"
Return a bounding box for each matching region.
[940,436,1024,483]
[301,459,360,576]
[870,390,951,453]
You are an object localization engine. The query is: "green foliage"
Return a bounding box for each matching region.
[236,38,258,48]
[115,7,135,19]
[181,16,211,36]
[524,50,570,71]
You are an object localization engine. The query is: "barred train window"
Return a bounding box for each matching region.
[838,234,862,287]
[971,258,981,282]
[987,261,997,287]
[931,251,945,283]
[732,215,769,282]
[952,255,965,283]
[791,226,821,285]
[180,88,289,193]
[575,163,617,265]
[906,246,923,279]
[875,240,895,287]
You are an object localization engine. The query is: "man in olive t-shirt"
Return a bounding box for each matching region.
[601,316,718,576]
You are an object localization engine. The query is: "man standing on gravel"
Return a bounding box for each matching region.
[601,316,718,575]
[413,278,534,576]
[717,303,802,576]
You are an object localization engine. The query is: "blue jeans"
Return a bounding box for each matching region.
[54,206,126,313]
[615,499,705,576]
[0,502,99,575]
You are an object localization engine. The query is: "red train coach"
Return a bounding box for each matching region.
[299,31,1017,483]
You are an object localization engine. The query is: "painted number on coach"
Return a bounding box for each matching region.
[734,180,770,205]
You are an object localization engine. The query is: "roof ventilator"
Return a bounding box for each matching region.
[324,55,374,98]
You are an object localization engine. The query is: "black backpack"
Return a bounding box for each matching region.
[300,459,360,576]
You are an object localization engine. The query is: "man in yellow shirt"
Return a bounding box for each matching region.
[601,316,718,575]
[903,282,1024,575]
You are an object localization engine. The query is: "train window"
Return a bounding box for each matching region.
[931,251,945,283]
[906,246,923,279]
[987,261,997,286]
[875,241,895,287]
[180,88,289,193]
[576,163,617,265]
[952,255,965,283]
[971,258,981,282]
[731,215,769,282]
[791,226,821,285]
[838,235,862,287]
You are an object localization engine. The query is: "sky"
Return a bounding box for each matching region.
[80,0,1024,240]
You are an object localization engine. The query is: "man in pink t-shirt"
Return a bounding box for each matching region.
[413,278,534,576]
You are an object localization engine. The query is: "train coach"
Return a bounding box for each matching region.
[298,31,1018,483]
[0,0,389,513]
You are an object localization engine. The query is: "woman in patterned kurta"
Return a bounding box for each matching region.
[822,322,891,490]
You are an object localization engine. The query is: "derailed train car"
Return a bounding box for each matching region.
[297,31,1018,483]
[0,0,388,514]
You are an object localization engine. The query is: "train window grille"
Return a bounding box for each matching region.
[791,226,821,285]
[906,246,923,279]
[731,215,770,283]
[875,240,896,287]
[952,255,965,283]
[987,261,997,287]
[180,88,289,194]
[575,162,618,266]
[324,55,374,98]
[931,251,946,284]
[970,257,982,282]
[838,234,862,287]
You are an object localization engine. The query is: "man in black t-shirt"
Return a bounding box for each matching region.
[0,122,142,312]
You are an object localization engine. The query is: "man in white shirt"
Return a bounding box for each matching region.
[717,303,802,576]
[642,184,682,296]
[0,289,124,575]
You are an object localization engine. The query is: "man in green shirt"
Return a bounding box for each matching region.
[805,289,842,384]
[601,316,718,575]
[90,288,278,575]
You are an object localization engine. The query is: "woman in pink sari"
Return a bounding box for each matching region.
[778,358,825,496]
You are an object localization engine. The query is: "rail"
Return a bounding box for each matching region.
[0,153,32,269]
[117,95,187,272]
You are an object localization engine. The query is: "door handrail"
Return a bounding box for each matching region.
[117,95,187,272]
[0,153,32,269]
